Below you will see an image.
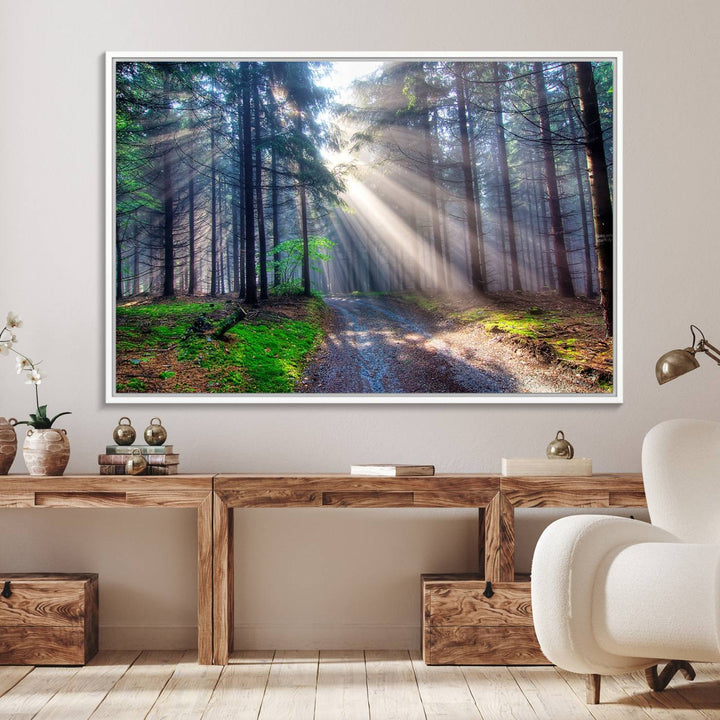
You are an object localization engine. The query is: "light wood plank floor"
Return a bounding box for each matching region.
[0,651,717,720]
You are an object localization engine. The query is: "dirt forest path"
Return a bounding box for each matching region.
[299,295,591,395]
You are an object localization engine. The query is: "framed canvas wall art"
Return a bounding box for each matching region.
[106,51,621,403]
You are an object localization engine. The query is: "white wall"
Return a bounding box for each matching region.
[1,0,718,649]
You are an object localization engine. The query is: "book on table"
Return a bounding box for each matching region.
[350,464,435,477]
[105,445,174,454]
[501,457,592,476]
[98,464,179,475]
[98,453,179,466]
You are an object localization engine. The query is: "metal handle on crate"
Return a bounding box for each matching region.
[483,581,494,599]
[1,581,11,599]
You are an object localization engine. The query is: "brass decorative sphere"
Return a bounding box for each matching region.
[125,449,147,475]
[546,430,574,459]
[144,417,167,446]
[113,417,136,446]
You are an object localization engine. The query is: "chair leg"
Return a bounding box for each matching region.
[586,674,601,704]
[645,661,696,692]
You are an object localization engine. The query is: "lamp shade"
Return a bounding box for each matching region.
[655,348,700,385]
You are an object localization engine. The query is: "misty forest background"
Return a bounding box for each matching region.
[115,59,614,394]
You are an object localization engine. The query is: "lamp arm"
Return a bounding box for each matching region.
[698,339,720,365]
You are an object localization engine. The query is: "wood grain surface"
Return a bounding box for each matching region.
[425,626,546,665]
[0,627,88,665]
[216,474,502,508]
[213,493,234,665]
[483,492,515,582]
[427,580,534,627]
[0,574,98,666]
[0,477,214,665]
[500,474,645,507]
[0,579,87,627]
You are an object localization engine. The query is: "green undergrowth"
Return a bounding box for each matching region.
[400,293,612,392]
[399,293,442,314]
[478,309,560,339]
[116,296,325,393]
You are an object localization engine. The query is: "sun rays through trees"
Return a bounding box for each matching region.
[113,57,616,396]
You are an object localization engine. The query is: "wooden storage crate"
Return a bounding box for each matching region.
[0,573,98,665]
[422,573,548,665]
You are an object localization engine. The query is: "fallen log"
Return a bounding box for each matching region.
[213,306,248,339]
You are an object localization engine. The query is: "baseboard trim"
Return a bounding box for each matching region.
[100,625,198,650]
[99,624,421,650]
[233,623,421,650]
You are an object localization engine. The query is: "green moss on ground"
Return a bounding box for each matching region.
[116,297,325,394]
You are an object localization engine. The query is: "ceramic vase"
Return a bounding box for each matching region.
[0,417,17,475]
[22,428,70,476]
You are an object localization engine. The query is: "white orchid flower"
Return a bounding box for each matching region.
[0,342,10,356]
[16,356,33,373]
[25,368,46,385]
[6,312,22,329]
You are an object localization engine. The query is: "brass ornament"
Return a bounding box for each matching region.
[546,430,574,459]
[112,416,136,446]
[144,417,167,446]
[125,448,147,475]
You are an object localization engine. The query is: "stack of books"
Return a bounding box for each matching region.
[98,445,180,475]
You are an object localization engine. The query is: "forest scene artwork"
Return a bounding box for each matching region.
[110,54,618,401]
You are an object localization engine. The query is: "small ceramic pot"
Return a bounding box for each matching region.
[23,428,71,476]
[0,417,18,475]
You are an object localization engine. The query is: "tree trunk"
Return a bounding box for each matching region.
[162,76,174,298]
[132,227,140,295]
[236,99,247,298]
[493,63,522,291]
[454,67,485,294]
[564,65,595,299]
[268,94,282,288]
[300,181,311,296]
[242,63,257,305]
[271,147,281,287]
[253,75,268,301]
[115,237,123,300]
[188,175,196,295]
[574,61,613,335]
[417,73,444,290]
[296,114,312,297]
[534,62,574,298]
[210,101,218,298]
[218,182,225,295]
[231,182,239,293]
[468,127,487,288]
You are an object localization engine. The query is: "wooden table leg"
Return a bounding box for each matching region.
[484,492,515,582]
[478,507,486,577]
[213,492,234,665]
[197,493,213,665]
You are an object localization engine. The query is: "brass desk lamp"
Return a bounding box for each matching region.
[656,325,720,384]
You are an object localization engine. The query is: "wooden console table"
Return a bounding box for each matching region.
[0,475,214,665]
[212,473,645,665]
[1,473,647,666]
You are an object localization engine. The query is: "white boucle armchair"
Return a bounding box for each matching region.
[531,418,720,704]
